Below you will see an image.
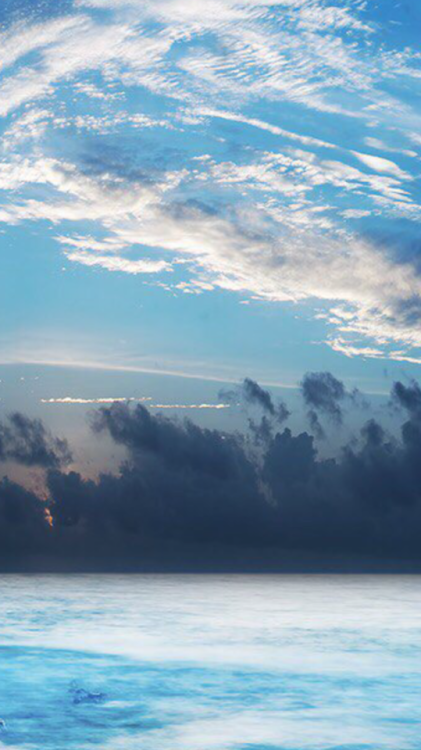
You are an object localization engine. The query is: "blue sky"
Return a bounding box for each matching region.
[0,0,420,452]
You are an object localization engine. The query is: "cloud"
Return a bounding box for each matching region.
[4,374,421,570]
[306,408,325,440]
[41,397,229,409]
[327,336,421,364]
[351,151,411,180]
[55,235,129,252]
[220,378,290,421]
[391,380,421,419]
[197,108,337,149]
[41,396,152,404]
[63,250,172,275]
[301,371,346,423]
[1,149,420,360]
[243,377,277,416]
[0,413,72,468]
[0,15,85,76]
[56,382,421,568]
[219,378,291,446]
[301,371,364,437]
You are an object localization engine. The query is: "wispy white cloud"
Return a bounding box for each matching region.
[351,151,411,180]
[63,250,171,275]
[327,337,421,366]
[0,16,85,74]
[195,108,338,149]
[55,235,128,252]
[41,396,152,404]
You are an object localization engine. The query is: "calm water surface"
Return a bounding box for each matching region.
[0,574,420,749]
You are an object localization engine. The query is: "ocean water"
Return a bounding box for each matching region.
[0,575,421,749]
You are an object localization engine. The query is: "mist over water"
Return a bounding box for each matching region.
[0,575,421,749]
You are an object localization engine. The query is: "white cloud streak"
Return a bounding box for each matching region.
[41,396,152,404]
[41,397,230,409]
[64,250,172,275]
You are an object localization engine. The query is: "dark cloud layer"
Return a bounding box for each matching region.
[3,375,421,571]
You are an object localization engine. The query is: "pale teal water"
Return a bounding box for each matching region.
[0,575,421,749]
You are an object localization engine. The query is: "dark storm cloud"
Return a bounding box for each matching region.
[4,376,421,571]
[301,371,346,422]
[0,413,72,468]
[63,394,421,568]
[88,402,270,545]
[391,379,421,417]
[220,378,290,422]
[261,419,412,558]
[242,378,277,415]
[301,371,366,437]
[220,377,290,448]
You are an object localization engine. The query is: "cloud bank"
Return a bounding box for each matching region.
[3,374,421,571]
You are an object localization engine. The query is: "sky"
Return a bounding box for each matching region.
[0,0,421,570]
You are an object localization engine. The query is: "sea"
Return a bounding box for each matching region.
[0,574,420,749]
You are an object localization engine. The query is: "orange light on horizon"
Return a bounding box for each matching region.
[44,507,54,529]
